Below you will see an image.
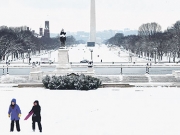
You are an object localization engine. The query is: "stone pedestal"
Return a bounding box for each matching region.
[55,49,73,74]
[86,66,95,76]
[87,66,94,72]
[29,71,43,81]
[173,70,180,78]
[29,66,43,81]
[87,42,95,47]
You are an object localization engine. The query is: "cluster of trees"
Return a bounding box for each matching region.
[0,27,76,61]
[106,21,180,62]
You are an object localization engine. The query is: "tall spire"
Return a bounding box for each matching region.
[90,0,96,42]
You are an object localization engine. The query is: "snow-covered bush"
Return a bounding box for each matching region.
[42,75,50,88]
[42,74,102,90]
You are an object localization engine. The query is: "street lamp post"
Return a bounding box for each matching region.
[148,51,150,61]
[155,51,156,64]
[28,49,31,64]
[154,48,157,64]
[169,51,171,63]
[120,64,122,75]
[22,53,24,63]
[146,63,149,74]
[88,49,93,68]
[90,49,93,61]
[7,64,9,74]
[2,65,4,75]
[130,55,132,63]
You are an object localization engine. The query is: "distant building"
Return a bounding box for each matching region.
[44,21,50,38]
[20,26,28,31]
[32,30,35,34]
[8,26,30,31]
[39,28,43,36]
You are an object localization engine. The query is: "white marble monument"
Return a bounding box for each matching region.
[87,0,96,46]
[90,0,96,42]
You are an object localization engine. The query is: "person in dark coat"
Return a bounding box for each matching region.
[29,100,42,132]
[8,98,21,132]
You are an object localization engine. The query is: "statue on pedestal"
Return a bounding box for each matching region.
[60,29,66,48]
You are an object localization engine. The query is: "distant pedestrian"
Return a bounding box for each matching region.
[101,59,102,62]
[29,100,42,132]
[8,98,21,132]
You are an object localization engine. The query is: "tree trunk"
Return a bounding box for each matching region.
[173,56,175,63]
[178,50,180,58]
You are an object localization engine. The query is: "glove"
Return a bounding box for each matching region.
[18,114,21,118]
[8,114,10,117]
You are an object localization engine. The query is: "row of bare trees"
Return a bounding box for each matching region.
[0,27,38,61]
[0,27,76,61]
[106,21,180,63]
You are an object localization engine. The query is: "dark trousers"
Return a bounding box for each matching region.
[10,120,20,132]
[32,121,42,132]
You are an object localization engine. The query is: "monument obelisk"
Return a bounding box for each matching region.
[88,0,96,46]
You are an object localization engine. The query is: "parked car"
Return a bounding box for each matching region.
[41,58,53,64]
[80,59,89,63]
[41,60,53,64]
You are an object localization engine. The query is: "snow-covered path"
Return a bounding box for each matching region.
[8,44,149,64]
[0,87,180,135]
[39,44,131,63]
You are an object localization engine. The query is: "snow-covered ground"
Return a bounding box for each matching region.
[1,87,180,135]
[30,44,131,63]
[5,44,149,64]
[3,44,180,65]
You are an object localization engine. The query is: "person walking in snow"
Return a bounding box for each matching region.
[8,98,21,132]
[29,100,42,132]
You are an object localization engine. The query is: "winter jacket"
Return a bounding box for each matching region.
[8,99,21,120]
[30,100,41,122]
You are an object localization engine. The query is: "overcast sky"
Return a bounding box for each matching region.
[0,0,180,33]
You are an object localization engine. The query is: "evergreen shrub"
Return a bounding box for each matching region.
[42,74,102,90]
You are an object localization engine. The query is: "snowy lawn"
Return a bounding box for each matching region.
[0,87,180,135]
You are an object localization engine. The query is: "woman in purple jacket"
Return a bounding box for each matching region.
[8,98,21,132]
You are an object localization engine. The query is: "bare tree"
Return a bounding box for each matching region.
[138,22,162,37]
[0,28,18,61]
[170,21,180,58]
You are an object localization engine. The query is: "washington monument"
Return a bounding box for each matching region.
[88,0,96,46]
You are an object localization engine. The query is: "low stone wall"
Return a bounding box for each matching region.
[1,74,180,86]
[95,75,122,83]
[172,70,180,78]
[18,83,44,88]
[122,75,149,83]
[150,75,178,82]
[100,83,134,88]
